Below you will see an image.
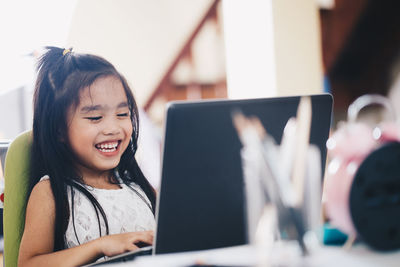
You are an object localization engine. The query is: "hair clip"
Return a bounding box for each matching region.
[62,48,73,56]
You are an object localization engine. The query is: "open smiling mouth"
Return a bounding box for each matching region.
[95,140,121,153]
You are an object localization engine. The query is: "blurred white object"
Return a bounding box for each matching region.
[233,96,322,257]
[317,0,335,9]
[136,109,162,190]
[255,205,278,267]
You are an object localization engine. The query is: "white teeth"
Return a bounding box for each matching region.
[96,141,118,152]
[98,147,117,152]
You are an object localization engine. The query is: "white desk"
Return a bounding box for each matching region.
[103,242,400,267]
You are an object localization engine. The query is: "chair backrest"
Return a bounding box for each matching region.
[3,131,32,267]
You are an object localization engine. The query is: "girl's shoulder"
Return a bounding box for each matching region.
[33,175,51,193]
[29,175,55,209]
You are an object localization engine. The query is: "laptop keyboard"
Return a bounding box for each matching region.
[82,246,153,266]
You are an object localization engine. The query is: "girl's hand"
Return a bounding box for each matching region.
[97,231,154,257]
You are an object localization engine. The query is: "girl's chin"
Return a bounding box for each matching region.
[89,160,121,173]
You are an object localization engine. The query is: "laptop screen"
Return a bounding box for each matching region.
[154,94,333,254]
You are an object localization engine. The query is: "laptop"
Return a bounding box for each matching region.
[84,94,333,265]
[154,94,332,254]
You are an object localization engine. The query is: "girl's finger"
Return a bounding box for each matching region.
[127,243,139,252]
[138,232,154,244]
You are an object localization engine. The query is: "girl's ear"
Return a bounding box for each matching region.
[58,130,67,143]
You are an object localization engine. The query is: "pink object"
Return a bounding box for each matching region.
[323,95,400,236]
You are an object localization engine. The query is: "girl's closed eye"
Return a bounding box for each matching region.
[117,112,129,118]
[85,116,102,121]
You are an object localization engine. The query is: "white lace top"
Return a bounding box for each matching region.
[40,175,155,248]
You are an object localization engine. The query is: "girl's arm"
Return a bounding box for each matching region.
[18,180,153,267]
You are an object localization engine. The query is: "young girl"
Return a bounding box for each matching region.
[18,47,157,266]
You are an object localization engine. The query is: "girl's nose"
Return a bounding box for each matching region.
[102,120,121,135]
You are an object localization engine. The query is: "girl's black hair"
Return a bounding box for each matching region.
[30,46,156,251]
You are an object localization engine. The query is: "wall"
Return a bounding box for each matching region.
[67,0,214,107]
[0,87,32,140]
[272,0,324,96]
[223,0,323,99]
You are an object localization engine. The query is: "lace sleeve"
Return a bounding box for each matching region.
[39,175,50,182]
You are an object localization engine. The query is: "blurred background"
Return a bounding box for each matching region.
[2,0,400,187]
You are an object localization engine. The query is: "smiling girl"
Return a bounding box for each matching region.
[18,47,156,266]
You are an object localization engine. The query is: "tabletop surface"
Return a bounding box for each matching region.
[98,242,400,267]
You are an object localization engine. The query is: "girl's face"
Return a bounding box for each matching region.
[67,75,133,178]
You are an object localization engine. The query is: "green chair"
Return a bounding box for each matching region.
[3,131,32,267]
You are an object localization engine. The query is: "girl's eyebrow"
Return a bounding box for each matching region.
[117,102,129,109]
[80,102,129,114]
[80,105,102,114]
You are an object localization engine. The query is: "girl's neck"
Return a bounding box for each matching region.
[80,169,121,190]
